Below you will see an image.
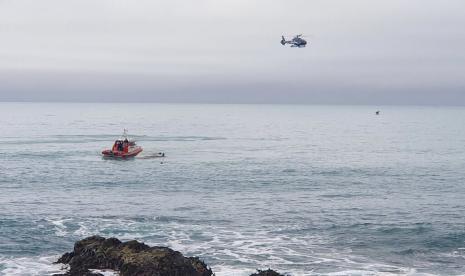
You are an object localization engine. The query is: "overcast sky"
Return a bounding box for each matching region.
[0,0,464,104]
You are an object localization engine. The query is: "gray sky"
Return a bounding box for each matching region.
[1,0,464,104]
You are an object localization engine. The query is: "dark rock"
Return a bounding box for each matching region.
[250,269,286,276]
[53,266,104,276]
[54,236,213,276]
[56,252,74,264]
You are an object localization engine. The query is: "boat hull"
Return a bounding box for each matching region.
[102,147,143,158]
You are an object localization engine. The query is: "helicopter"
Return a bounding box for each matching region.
[281,34,307,48]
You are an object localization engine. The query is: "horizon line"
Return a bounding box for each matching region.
[1,100,465,107]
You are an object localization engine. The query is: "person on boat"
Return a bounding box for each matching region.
[123,139,129,153]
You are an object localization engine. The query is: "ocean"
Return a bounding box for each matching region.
[0,103,464,275]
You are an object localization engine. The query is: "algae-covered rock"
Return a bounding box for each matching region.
[250,269,286,276]
[54,236,213,276]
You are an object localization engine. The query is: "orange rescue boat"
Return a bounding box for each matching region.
[102,129,143,158]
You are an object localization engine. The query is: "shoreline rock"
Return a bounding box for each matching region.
[250,269,287,276]
[54,236,213,276]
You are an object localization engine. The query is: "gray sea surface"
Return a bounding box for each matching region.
[1,103,465,275]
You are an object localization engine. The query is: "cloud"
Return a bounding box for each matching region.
[0,0,464,104]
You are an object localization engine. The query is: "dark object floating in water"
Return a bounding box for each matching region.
[53,236,213,276]
[54,236,286,276]
[102,129,143,158]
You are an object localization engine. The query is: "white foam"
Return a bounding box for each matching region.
[0,255,65,275]
[73,221,92,236]
[46,217,70,237]
[211,265,253,276]
[0,255,121,276]
[2,219,443,276]
[89,269,119,275]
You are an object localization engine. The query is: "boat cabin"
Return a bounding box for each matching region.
[112,139,130,153]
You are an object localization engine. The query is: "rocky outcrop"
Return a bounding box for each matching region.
[250,269,286,276]
[54,236,213,276]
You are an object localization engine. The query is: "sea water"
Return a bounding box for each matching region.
[0,103,465,275]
